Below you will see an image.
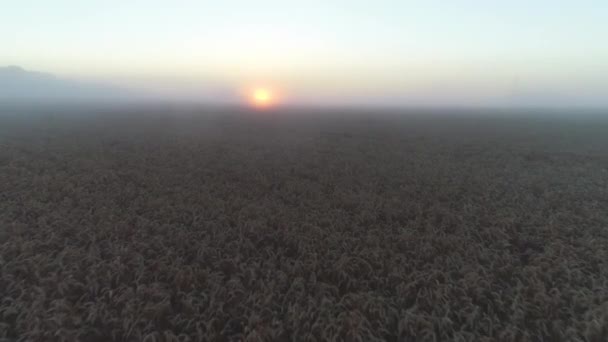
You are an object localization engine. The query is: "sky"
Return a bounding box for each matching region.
[2,0,608,107]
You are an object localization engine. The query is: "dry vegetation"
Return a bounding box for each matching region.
[1,107,608,341]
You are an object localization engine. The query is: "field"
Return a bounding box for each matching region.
[1,106,607,341]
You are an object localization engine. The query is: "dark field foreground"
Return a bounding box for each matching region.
[1,108,608,341]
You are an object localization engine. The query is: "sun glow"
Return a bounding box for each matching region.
[249,87,277,108]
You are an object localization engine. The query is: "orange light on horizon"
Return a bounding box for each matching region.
[248,87,277,109]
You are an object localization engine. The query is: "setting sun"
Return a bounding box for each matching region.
[249,87,276,108]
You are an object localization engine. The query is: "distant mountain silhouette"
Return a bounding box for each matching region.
[0,65,131,102]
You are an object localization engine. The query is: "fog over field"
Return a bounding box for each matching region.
[2,0,608,341]
[2,65,608,109]
[1,104,608,341]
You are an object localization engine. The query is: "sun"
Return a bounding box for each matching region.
[249,87,276,108]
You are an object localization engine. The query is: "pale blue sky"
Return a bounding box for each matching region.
[2,0,607,106]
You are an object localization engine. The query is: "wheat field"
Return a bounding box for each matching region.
[1,107,607,341]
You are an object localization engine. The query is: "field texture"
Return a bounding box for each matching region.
[1,108,608,341]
